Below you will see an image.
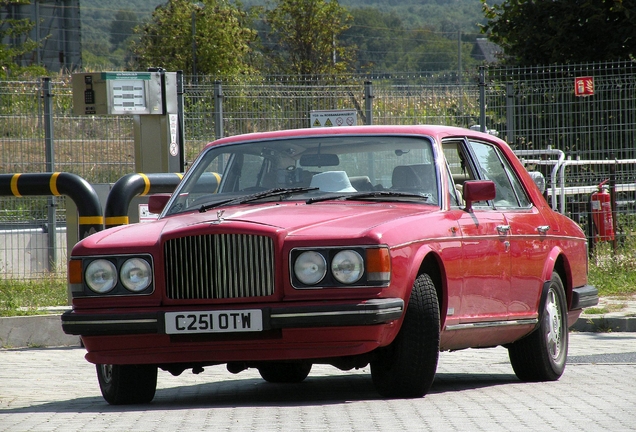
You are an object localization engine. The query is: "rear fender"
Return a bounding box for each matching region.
[541,247,573,308]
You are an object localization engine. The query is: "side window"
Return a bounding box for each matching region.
[468,141,530,208]
[442,140,478,207]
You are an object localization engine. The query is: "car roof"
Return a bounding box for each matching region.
[204,125,504,149]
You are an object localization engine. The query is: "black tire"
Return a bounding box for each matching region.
[258,362,312,383]
[96,364,158,405]
[508,272,568,382]
[370,273,440,398]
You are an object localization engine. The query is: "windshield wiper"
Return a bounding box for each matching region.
[199,187,318,212]
[306,190,430,204]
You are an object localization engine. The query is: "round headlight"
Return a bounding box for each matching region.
[294,251,327,285]
[332,250,364,284]
[120,258,152,292]
[85,259,117,294]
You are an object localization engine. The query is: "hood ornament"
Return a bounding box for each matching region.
[212,210,225,224]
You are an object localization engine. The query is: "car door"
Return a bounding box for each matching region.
[466,139,550,322]
[471,140,552,320]
[443,140,510,324]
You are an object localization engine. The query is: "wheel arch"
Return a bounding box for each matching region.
[415,251,446,328]
[542,247,574,310]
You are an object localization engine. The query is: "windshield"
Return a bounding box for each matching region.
[164,134,438,215]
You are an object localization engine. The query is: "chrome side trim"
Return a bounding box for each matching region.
[444,318,538,331]
[271,306,403,319]
[62,319,158,326]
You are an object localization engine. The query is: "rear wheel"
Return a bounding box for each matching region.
[508,272,568,381]
[370,273,440,398]
[258,362,312,383]
[96,364,158,405]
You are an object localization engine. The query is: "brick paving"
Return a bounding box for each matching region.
[1,333,635,431]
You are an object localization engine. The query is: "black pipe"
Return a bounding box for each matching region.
[104,173,182,228]
[0,172,103,239]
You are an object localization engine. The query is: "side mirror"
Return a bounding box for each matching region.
[463,180,496,213]
[148,193,172,214]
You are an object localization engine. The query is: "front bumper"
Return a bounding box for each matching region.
[61,298,404,337]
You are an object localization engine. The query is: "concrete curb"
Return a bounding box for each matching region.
[0,314,80,348]
[1,311,635,349]
[571,315,636,333]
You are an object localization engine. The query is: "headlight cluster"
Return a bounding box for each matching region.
[291,246,390,288]
[79,256,153,296]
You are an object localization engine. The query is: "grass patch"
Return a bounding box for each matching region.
[589,240,636,297]
[0,277,68,317]
[582,303,627,315]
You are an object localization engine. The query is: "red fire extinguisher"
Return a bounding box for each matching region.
[591,180,615,242]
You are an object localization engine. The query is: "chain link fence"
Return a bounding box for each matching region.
[1,64,635,279]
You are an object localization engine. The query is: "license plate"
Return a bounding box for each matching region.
[165,309,263,334]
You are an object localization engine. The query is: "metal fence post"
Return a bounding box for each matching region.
[364,81,374,126]
[479,66,486,133]
[610,157,617,253]
[43,77,57,272]
[506,82,515,144]
[176,70,185,172]
[214,80,224,140]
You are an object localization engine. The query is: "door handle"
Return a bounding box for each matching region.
[537,225,550,234]
[497,225,511,234]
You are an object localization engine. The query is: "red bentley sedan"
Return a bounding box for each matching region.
[62,125,598,404]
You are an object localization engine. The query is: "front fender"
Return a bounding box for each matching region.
[395,242,446,325]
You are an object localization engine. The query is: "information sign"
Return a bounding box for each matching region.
[310,109,357,128]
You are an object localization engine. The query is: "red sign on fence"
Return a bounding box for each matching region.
[575,76,594,97]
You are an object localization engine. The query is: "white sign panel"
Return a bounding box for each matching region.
[310,109,357,128]
[169,114,179,156]
[138,203,159,223]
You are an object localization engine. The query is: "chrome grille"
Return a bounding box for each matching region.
[164,234,275,300]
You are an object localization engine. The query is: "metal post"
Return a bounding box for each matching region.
[176,70,185,171]
[43,78,57,272]
[364,81,374,126]
[457,30,462,85]
[479,66,486,133]
[214,81,224,140]
[506,82,515,144]
[610,157,617,253]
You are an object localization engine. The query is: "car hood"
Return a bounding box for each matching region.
[75,201,438,252]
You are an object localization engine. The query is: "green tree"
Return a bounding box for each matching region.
[110,9,139,49]
[341,8,405,71]
[130,0,257,76]
[394,28,476,72]
[264,0,356,76]
[342,8,477,73]
[0,0,47,78]
[481,0,636,65]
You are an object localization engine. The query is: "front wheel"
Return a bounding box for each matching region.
[370,273,440,398]
[508,272,568,381]
[96,364,158,405]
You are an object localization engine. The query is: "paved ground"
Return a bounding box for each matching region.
[1,333,635,431]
